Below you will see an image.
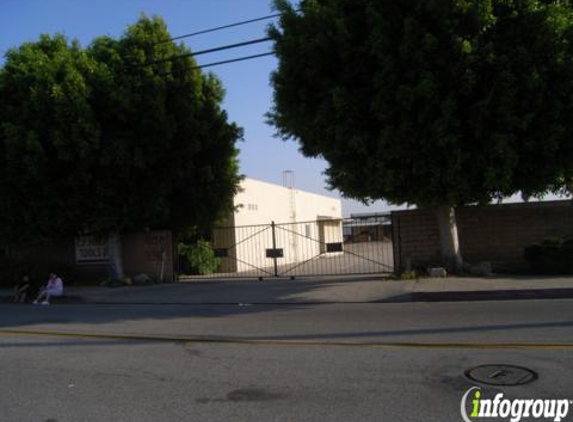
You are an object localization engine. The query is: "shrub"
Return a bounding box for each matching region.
[399,270,418,280]
[178,240,221,275]
[524,238,573,274]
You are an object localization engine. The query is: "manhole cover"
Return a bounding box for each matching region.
[465,365,538,386]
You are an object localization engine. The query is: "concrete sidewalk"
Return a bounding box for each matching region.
[3,275,573,304]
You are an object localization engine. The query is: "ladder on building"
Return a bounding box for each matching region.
[282,170,298,262]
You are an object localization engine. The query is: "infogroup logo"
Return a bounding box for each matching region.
[461,387,572,422]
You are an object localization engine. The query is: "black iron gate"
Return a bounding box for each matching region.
[178,215,394,280]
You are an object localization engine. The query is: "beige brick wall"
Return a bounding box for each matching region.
[392,201,573,272]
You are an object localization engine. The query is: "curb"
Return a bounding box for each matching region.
[74,287,573,304]
[0,295,86,304]
[408,288,573,303]
[4,288,573,305]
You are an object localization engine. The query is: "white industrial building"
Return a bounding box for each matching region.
[213,177,343,274]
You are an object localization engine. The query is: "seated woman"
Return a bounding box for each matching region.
[13,275,31,303]
[33,273,64,305]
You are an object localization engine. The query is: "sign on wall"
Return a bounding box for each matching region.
[75,236,110,264]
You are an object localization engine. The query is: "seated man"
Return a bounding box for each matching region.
[13,275,30,303]
[33,273,64,305]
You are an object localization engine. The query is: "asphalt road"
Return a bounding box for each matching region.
[1,299,572,422]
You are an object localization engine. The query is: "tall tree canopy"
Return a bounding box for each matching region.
[0,16,242,250]
[269,0,573,270]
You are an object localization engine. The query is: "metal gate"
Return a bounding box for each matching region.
[178,215,394,280]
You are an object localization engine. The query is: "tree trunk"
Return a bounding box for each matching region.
[107,232,124,282]
[435,206,463,273]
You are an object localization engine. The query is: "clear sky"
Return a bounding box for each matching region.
[0,1,567,215]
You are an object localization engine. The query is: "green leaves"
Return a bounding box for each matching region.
[0,15,242,247]
[269,0,573,207]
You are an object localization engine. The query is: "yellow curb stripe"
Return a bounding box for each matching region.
[0,329,572,350]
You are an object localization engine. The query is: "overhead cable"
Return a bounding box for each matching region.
[138,37,272,68]
[156,51,275,76]
[155,13,281,44]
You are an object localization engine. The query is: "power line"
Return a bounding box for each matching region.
[157,51,274,76]
[138,37,272,68]
[193,51,274,70]
[155,13,281,44]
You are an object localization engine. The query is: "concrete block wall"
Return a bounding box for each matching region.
[392,209,441,270]
[392,200,573,273]
[123,230,173,282]
[10,230,174,284]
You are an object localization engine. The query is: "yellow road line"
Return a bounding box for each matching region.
[0,329,572,350]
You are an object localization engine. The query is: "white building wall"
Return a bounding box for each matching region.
[215,178,343,273]
[233,178,342,225]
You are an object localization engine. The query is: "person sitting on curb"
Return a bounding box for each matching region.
[33,273,64,305]
[13,275,31,303]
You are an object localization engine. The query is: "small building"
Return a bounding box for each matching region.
[213,178,343,274]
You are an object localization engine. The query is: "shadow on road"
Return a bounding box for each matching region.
[243,320,573,341]
[0,278,376,331]
[2,277,573,345]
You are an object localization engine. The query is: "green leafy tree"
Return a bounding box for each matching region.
[0,16,242,280]
[269,0,573,271]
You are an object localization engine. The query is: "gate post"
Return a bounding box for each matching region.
[271,221,278,277]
